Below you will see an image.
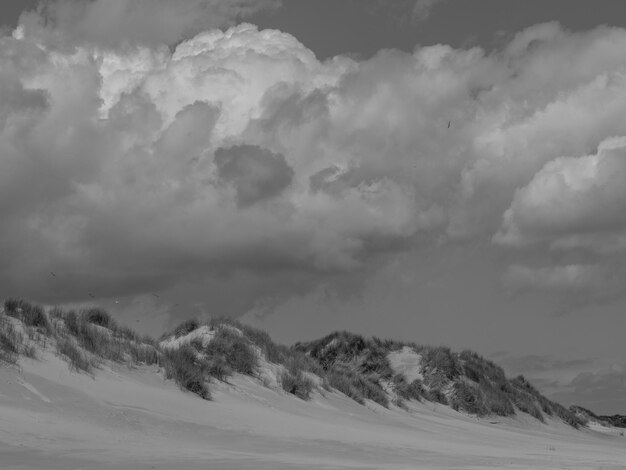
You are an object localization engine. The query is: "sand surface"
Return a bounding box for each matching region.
[1,352,625,469]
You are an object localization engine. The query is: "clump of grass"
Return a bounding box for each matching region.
[129,343,160,365]
[327,370,365,404]
[482,383,515,416]
[83,308,115,329]
[280,368,314,400]
[423,388,449,405]
[393,374,424,401]
[451,381,489,416]
[52,307,160,367]
[285,350,325,376]
[509,375,585,427]
[460,350,507,385]
[294,332,391,407]
[4,299,51,333]
[420,346,460,382]
[553,402,586,428]
[328,364,389,407]
[63,310,80,336]
[206,356,232,382]
[0,318,21,364]
[163,345,210,399]
[208,317,289,365]
[297,331,369,370]
[203,327,257,375]
[117,325,141,343]
[57,338,93,373]
[75,321,124,362]
[3,298,20,314]
[508,376,545,422]
[173,318,199,338]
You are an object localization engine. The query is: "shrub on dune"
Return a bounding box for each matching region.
[393,374,425,402]
[172,318,200,338]
[163,345,210,400]
[203,328,257,375]
[327,370,365,404]
[57,338,93,373]
[280,368,314,400]
[4,299,51,333]
[84,308,116,329]
[0,319,20,364]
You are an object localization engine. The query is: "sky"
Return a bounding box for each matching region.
[1,0,626,414]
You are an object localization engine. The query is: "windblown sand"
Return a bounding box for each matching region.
[1,352,625,469]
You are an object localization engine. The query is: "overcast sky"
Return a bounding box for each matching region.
[2,0,626,413]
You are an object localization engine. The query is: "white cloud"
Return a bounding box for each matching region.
[5,16,626,309]
[495,136,626,250]
[502,264,623,309]
[29,0,281,47]
[412,0,444,21]
[503,265,608,293]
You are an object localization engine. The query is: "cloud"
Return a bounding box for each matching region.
[215,144,294,207]
[25,0,281,47]
[510,357,626,414]
[495,136,626,252]
[502,264,623,309]
[412,0,445,21]
[367,0,446,25]
[503,265,609,293]
[5,17,626,312]
[495,353,595,375]
[492,352,626,413]
[550,366,626,413]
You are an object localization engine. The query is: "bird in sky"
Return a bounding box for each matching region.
[448,120,451,129]
[88,293,95,299]
[50,271,56,278]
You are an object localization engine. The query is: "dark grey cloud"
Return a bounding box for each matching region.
[502,264,626,314]
[551,368,626,414]
[309,166,370,196]
[495,353,595,375]
[490,352,626,413]
[27,0,281,47]
[411,0,445,21]
[5,12,626,346]
[215,144,294,207]
[0,73,48,125]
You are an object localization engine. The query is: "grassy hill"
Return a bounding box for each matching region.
[570,405,626,429]
[294,331,585,427]
[1,298,586,428]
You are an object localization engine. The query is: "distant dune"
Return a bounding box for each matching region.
[2,299,626,469]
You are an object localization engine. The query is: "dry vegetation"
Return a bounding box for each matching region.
[0,298,587,428]
[2,299,160,375]
[294,331,587,428]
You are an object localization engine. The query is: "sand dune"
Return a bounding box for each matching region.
[1,349,626,470]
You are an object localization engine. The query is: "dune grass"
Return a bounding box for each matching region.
[163,345,211,400]
[0,317,21,364]
[280,368,314,400]
[1,298,588,427]
[56,337,94,373]
[4,299,51,333]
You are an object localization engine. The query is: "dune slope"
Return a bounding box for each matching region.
[1,301,626,469]
[2,351,626,469]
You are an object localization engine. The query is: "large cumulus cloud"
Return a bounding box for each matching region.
[4,11,626,314]
[214,144,294,207]
[26,0,281,47]
[496,136,626,251]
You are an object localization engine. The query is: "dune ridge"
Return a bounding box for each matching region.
[1,298,626,469]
